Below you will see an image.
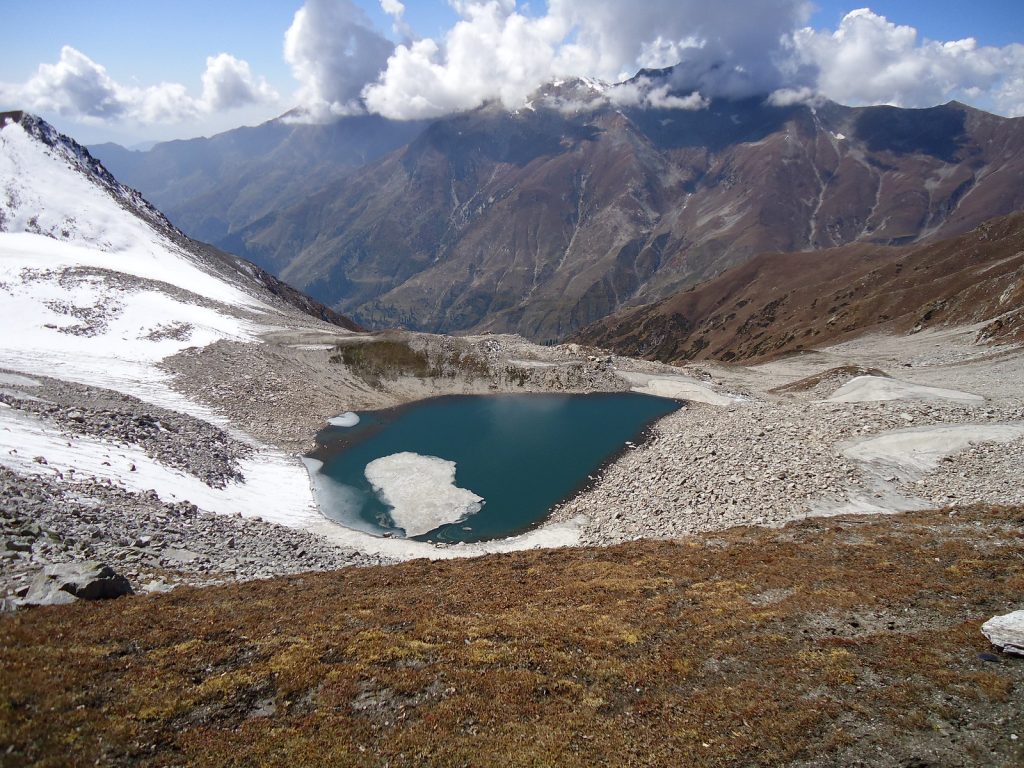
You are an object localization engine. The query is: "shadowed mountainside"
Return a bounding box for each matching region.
[573,211,1024,363]
[92,82,1024,342]
[92,114,428,248]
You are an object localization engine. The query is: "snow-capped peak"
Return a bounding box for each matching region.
[0,111,266,308]
[0,112,294,403]
[1,111,173,242]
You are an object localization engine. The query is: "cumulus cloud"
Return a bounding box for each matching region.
[200,53,279,112]
[361,0,813,119]
[9,2,1024,133]
[790,9,1024,114]
[283,0,395,120]
[607,79,709,111]
[0,45,277,125]
[379,0,414,39]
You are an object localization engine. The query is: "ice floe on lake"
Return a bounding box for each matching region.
[328,412,360,427]
[365,452,484,537]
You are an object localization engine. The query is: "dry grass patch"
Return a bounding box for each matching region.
[2,505,1023,767]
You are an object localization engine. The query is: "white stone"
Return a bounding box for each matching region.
[981,610,1024,655]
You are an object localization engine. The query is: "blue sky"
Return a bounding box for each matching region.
[2,1,1022,144]
[3,1,1021,85]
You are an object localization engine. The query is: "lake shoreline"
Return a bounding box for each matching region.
[305,391,684,545]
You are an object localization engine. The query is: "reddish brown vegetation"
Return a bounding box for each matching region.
[2,505,1022,767]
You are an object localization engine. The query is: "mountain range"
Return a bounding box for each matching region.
[574,210,1024,363]
[92,71,1024,342]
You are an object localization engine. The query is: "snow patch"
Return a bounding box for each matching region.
[365,452,483,537]
[0,235,260,410]
[826,375,984,404]
[0,407,320,528]
[841,423,1024,479]
[620,371,743,406]
[0,373,40,387]
[0,121,268,310]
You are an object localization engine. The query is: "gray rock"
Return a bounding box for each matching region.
[982,610,1024,655]
[23,561,133,606]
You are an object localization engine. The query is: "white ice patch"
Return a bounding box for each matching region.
[365,452,483,537]
[328,412,360,427]
[619,371,743,406]
[841,422,1024,479]
[0,407,320,528]
[301,456,378,535]
[0,373,40,387]
[826,375,984,404]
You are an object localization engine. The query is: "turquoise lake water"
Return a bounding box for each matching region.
[307,392,682,543]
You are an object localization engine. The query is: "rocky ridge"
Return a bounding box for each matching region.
[161,332,627,452]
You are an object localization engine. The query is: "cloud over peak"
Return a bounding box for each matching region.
[3,1,1022,137]
[790,9,1022,115]
[283,0,395,120]
[357,0,814,120]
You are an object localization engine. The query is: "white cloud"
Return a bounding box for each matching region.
[7,3,1024,135]
[1,46,135,122]
[362,0,814,119]
[200,53,278,112]
[363,1,570,120]
[644,85,709,111]
[0,46,277,126]
[283,0,395,120]
[791,9,1024,115]
[607,79,709,111]
[379,0,414,39]
[357,2,1024,120]
[766,85,822,108]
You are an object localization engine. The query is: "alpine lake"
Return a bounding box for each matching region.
[306,392,682,543]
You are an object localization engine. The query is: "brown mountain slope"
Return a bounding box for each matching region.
[229,90,1024,341]
[572,211,1024,363]
[2,505,1021,766]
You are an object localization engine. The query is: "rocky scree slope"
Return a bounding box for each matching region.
[573,211,1024,363]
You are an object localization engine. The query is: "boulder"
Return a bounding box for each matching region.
[23,561,133,606]
[981,610,1024,655]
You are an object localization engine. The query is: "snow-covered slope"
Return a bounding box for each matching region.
[0,112,344,530]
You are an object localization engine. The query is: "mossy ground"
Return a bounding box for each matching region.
[330,339,490,384]
[2,505,1022,767]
